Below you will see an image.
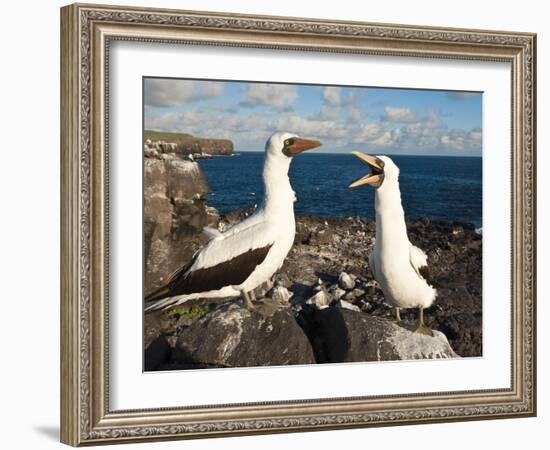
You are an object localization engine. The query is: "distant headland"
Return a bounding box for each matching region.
[144,130,234,157]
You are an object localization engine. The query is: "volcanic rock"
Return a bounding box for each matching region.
[172,304,315,368]
[144,335,171,371]
[143,152,209,293]
[301,308,457,363]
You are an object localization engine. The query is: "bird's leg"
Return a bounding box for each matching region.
[250,290,257,301]
[394,307,402,323]
[241,290,256,311]
[415,306,434,337]
[386,306,401,323]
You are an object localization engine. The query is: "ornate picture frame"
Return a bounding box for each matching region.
[60,3,536,446]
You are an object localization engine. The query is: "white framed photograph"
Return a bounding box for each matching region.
[60,3,536,446]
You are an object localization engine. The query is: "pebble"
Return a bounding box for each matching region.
[336,300,361,312]
[270,286,293,304]
[306,290,331,309]
[360,301,373,313]
[144,147,159,158]
[274,272,292,288]
[344,288,366,301]
[329,286,346,300]
[338,272,356,290]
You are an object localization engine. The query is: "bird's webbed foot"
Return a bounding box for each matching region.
[241,291,279,317]
[248,302,280,317]
[414,306,434,337]
[414,322,434,337]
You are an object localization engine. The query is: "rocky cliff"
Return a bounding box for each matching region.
[143,150,214,294]
[144,130,234,156]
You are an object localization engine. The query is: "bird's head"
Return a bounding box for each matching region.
[265,131,322,160]
[348,152,399,189]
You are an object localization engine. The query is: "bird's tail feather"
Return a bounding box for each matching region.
[144,294,194,313]
[143,284,172,304]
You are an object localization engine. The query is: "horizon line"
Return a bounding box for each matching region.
[232,150,483,158]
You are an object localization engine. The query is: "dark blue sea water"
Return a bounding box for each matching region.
[198,152,482,228]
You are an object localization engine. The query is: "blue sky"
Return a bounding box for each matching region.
[144,78,482,156]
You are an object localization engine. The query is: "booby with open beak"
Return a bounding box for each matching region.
[145,131,321,313]
[350,152,437,336]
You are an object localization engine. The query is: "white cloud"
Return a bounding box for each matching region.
[275,115,340,139]
[145,97,481,154]
[145,109,283,147]
[353,124,392,145]
[199,83,224,97]
[240,84,297,110]
[316,106,340,121]
[311,88,364,123]
[322,87,360,107]
[348,107,365,121]
[322,87,343,107]
[440,129,482,150]
[386,110,443,149]
[381,106,418,123]
[144,79,224,107]
[469,130,482,141]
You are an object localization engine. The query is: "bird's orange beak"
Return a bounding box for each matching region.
[349,151,385,188]
[285,137,322,156]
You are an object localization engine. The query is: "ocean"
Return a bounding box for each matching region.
[197,152,482,228]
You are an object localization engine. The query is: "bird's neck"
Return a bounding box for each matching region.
[261,154,295,220]
[374,179,409,251]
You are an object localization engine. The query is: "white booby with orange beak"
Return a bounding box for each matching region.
[145,132,321,313]
[350,152,437,335]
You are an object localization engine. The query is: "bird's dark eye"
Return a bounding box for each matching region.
[379,160,385,168]
[284,139,292,146]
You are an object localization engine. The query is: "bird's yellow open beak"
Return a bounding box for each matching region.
[286,138,322,156]
[349,151,385,188]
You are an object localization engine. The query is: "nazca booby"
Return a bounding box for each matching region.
[349,152,437,335]
[145,132,321,313]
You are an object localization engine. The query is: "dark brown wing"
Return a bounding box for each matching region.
[165,243,274,297]
[409,244,433,285]
[418,265,432,285]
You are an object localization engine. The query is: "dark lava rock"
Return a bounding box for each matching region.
[283,216,482,357]
[297,308,457,363]
[405,219,482,357]
[172,304,316,368]
[308,227,334,246]
[143,207,482,364]
[144,335,171,371]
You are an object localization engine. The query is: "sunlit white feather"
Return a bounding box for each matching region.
[369,156,437,310]
[145,132,299,311]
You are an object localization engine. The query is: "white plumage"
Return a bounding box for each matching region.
[145,131,321,312]
[351,153,436,333]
